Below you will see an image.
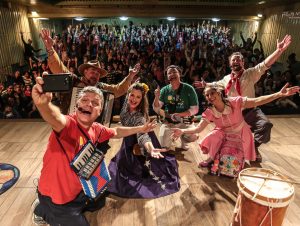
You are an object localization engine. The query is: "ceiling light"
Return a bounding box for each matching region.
[257,14,263,18]
[212,18,220,22]
[258,1,266,4]
[119,16,128,21]
[74,17,85,21]
[167,17,176,21]
[31,11,38,16]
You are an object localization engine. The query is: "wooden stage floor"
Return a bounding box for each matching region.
[0,116,300,226]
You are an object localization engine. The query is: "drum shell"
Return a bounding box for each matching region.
[232,168,294,226]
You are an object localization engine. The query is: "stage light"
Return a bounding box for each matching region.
[74,17,85,21]
[258,1,266,4]
[212,18,220,22]
[257,14,263,18]
[31,11,38,17]
[167,17,176,21]
[120,17,128,21]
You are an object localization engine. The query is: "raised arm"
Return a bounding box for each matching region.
[244,83,300,108]
[100,63,141,98]
[40,29,70,74]
[32,77,66,132]
[264,35,292,68]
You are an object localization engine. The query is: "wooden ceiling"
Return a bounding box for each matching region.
[2,0,297,20]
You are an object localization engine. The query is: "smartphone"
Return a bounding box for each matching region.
[43,73,72,92]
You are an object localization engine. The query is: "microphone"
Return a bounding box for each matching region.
[76,104,91,114]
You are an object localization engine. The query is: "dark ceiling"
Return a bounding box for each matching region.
[2,0,298,20]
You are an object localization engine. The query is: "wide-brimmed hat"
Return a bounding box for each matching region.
[78,60,108,78]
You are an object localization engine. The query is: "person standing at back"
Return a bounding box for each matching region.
[194,35,292,160]
[39,29,140,114]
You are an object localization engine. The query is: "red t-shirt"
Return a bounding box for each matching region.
[38,114,116,204]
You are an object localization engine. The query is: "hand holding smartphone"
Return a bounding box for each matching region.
[42,73,73,92]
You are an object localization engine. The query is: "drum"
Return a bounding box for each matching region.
[232,168,294,226]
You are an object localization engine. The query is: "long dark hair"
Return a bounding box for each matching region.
[127,82,149,121]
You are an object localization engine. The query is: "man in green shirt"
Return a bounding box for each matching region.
[153,65,199,150]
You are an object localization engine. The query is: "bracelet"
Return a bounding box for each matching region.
[46,48,54,56]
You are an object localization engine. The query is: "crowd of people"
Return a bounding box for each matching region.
[1,20,297,226]
[1,20,299,119]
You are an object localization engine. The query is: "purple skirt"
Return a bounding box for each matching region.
[108,131,180,198]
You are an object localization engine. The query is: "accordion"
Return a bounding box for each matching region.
[79,160,111,199]
[71,141,104,179]
[69,87,114,127]
[70,141,111,199]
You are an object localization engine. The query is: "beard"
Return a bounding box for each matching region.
[231,64,243,72]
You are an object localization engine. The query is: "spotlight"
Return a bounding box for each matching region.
[74,17,85,21]
[212,18,220,22]
[167,17,176,21]
[119,16,128,21]
[257,14,263,18]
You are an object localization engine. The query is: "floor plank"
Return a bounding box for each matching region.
[0,117,299,226]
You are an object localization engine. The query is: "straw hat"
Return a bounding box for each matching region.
[78,60,108,78]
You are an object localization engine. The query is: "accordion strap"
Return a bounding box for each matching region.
[55,122,104,164]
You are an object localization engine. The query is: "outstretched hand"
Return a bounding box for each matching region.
[279,83,300,97]
[171,128,183,140]
[141,120,157,133]
[40,29,54,50]
[150,148,168,159]
[277,35,292,52]
[129,63,141,78]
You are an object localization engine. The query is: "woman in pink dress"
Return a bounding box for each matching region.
[172,83,299,167]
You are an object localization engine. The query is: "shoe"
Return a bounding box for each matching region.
[255,153,262,162]
[31,198,48,226]
[198,160,213,168]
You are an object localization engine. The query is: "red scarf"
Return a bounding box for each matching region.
[225,70,244,96]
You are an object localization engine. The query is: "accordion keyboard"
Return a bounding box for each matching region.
[71,142,104,180]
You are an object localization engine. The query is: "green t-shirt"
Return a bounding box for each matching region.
[159,83,199,114]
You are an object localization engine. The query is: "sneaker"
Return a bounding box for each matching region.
[31,198,48,226]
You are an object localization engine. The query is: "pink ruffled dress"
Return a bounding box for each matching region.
[199,96,256,161]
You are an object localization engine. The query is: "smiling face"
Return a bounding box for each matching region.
[229,53,244,73]
[76,91,103,128]
[203,86,223,107]
[128,88,143,112]
[83,67,101,85]
[166,67,181,89]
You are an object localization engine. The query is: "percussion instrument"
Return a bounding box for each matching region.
[232,168,294,226]
[69,87,114,127]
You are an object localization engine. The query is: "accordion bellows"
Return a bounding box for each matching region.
[80,160,111,198]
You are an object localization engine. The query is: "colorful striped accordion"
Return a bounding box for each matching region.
[79,159,111,199]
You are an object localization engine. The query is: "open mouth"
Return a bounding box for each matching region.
[78,108,91,115]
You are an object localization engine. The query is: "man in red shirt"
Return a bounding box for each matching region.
[31,77,156,226]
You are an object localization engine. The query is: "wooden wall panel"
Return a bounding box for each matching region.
[259,13,300,67]
[0,4,30,81]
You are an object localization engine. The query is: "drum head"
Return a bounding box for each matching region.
[237,168,294,207]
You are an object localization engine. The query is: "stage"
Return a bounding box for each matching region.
[0,116,299,226]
